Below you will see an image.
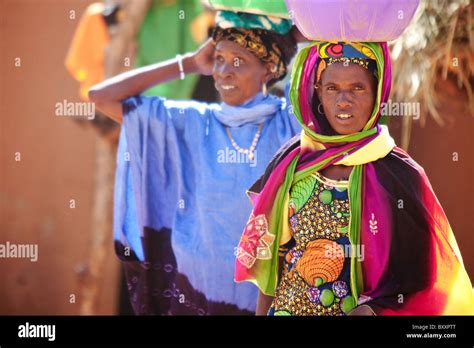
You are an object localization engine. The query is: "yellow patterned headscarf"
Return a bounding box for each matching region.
[212,11,296,82]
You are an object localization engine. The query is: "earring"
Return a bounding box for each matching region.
[318,103,325,115]
[262,83,268,97]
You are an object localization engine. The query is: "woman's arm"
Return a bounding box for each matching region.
[88,38,215,124]
[348,304,377,316]
[256,291,274,315]
[255,253,288,315]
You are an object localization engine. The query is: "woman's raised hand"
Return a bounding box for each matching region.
[190,38,216,76]
[89,38,216,124]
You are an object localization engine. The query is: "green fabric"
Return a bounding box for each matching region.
[206,0,289,19]
[348,165,363,305]
[215,10,292,34]
[135,0,202,98]
[258,155,298,294]
[289,175,317,212]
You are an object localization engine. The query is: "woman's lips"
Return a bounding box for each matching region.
[216,82,237,92]
[221,85,236,90]
[335,113,354,122]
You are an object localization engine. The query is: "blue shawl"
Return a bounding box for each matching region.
[114,90,301,314]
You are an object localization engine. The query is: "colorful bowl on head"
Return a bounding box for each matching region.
[285,0,420,42]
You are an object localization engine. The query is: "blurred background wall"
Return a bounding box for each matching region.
[0,0,120,314]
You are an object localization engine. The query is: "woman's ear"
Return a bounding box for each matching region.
[263,62,277,84]
[315,82,323,101]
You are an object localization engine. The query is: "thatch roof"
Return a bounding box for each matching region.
[390,0,473,149]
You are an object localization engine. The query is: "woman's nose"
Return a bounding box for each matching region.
[217,61,235,77]
[336,92,353,109]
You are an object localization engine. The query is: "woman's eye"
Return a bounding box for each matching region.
[327,86,336,91]
[234,57,245,66]
[215,55,224,63]
[354,86,364,91]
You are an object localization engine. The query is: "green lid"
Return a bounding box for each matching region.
[204,0,290,19]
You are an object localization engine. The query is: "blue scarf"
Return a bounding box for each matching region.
[213,93,282,127]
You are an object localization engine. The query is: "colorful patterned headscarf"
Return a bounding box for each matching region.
[212,11,296,81]
[315,42,378,83]
[235,41,474,315]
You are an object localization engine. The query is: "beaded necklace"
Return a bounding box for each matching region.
[225,124,263,161]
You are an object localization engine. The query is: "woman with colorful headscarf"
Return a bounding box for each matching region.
[89,11,300,315]
[235,41,474,315]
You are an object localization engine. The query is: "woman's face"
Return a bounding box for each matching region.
[213,40,273,106]
[316,62,377,135]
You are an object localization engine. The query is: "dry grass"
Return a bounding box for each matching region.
[390,0,473,149]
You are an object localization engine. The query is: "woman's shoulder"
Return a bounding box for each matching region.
[123,95,218,117]
[378,146,426,177]
[268,92,289,113]
[373,146,429,192]
[163,98,218,114]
